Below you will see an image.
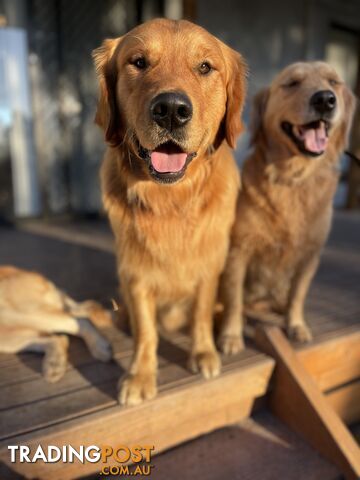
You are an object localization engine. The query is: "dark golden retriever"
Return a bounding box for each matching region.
[93,18,247,405]
[218,62,355,354]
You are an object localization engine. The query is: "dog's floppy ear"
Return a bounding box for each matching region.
[250,87,270,145]
[223,48,248,149]
[338,84,356,148]
[92,38,122,145]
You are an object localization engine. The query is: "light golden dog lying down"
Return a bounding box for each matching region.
[219,62,355,354]
[93,18,247,405]
[0,266,112,382]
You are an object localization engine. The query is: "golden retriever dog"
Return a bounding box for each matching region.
[0,266,112,382]
[218,62,355,354]
[93,18,247,405]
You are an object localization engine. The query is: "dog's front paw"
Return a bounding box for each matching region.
[118,373,157,406]
[217,334,245,355]
[287,324,313,343]
[189,350,221,379]
[43,335,69,383]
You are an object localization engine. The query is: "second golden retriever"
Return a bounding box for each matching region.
[93,19,247,405]
[219,62,355,353]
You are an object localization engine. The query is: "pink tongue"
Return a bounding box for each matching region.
[150,150,187,173]
[302,122,328,154]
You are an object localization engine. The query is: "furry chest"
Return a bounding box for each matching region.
[117,210,228,293]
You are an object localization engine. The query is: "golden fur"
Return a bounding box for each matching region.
[93,18,247,405]
[218,62,355,354]
[0,266,112,382]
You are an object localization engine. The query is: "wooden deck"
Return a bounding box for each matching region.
[0,211,359,479]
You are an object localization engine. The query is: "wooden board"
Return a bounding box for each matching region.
[327,380,360,425]
[298,326,360,391]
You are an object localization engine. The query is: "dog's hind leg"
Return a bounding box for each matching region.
[1,309,112,362]
[42,335,69,382]
[0,329,69,383]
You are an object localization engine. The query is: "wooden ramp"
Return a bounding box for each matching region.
[0,211,359,479]
[255,325,360,480]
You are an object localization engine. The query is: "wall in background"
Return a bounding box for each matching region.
[0,0,359,217]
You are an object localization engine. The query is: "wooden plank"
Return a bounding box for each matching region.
[255,325,360,480]
[327,380,360,425]
[0,355,274,480]
[0,329,191,388]
[0,361,189,440]
[0,361,123,410]
[297,326,360,391]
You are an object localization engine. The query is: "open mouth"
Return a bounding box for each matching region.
[138,141,196,184]
[282,120,330,157]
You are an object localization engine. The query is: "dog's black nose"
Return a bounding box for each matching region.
[310,90,337,114]
[150,92,193,130]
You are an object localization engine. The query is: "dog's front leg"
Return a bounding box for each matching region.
[119,280,158,406]
[217,246,247,355]
[286,253,319,342]
[189,275,221,379]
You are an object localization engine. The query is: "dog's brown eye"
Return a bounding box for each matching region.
[199,62,212,75]
[132,57,147,70]
[329,78,339,87]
